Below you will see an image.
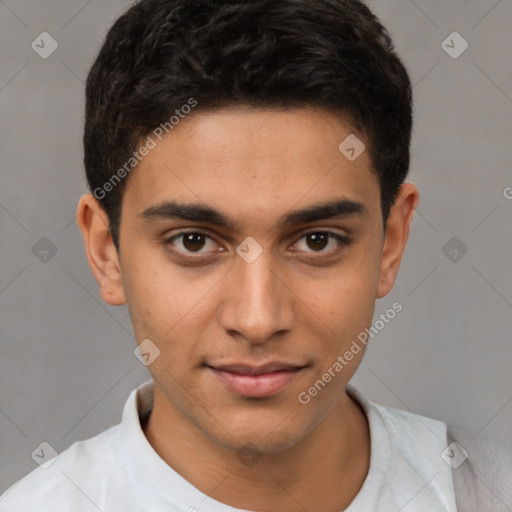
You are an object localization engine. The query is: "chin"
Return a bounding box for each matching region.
[204,412,311,456]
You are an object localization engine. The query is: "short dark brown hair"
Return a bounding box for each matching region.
[84,0,413,250]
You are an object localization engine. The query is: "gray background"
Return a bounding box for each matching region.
[1,0,511,495]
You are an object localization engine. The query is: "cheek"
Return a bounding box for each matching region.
[120,254,175,339]
[300,253,381,361]
[306,259,380,329]
[121,254,220,352]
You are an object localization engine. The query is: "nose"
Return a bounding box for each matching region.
[218,248,294,345]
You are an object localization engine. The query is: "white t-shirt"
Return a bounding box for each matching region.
[0,380,458,511]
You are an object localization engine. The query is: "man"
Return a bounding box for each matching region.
[1,0,510,510]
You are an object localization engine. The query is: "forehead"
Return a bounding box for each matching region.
[122,106,381,227]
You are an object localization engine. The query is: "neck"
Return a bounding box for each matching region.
[144,388,370,512]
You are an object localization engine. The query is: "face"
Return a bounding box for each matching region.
[79,106,417,455]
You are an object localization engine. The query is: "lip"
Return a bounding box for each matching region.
[207,362,305,398]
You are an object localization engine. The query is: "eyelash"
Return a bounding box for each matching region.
[292,231,351,255]
[163,230,351,259]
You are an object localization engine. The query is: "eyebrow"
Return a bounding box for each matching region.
[139,198,367,229]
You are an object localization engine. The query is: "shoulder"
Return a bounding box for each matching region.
[1,381,152,512]
[347,385,512,511]
[447,426,512,512]
[347,385,458,510]
[347,384,448,445]
[0,424,129,511]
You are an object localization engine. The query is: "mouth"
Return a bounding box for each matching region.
[206,362,307,398]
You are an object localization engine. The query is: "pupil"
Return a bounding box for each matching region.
[183,233,205,251]
[307,233,328,251]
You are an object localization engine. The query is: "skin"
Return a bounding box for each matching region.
[77,106,419,512]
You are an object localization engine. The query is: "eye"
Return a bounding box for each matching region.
[292,231,349,253]
[165,231,220,254]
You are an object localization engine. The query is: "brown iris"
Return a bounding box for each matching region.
[183,233,207,252]
[306,233,329,251]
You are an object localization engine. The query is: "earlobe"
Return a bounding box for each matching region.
[76,194,126,306]
[377,183,419,299]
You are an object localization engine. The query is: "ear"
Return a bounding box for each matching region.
[377,183,419,299]
[76,194,126,306]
